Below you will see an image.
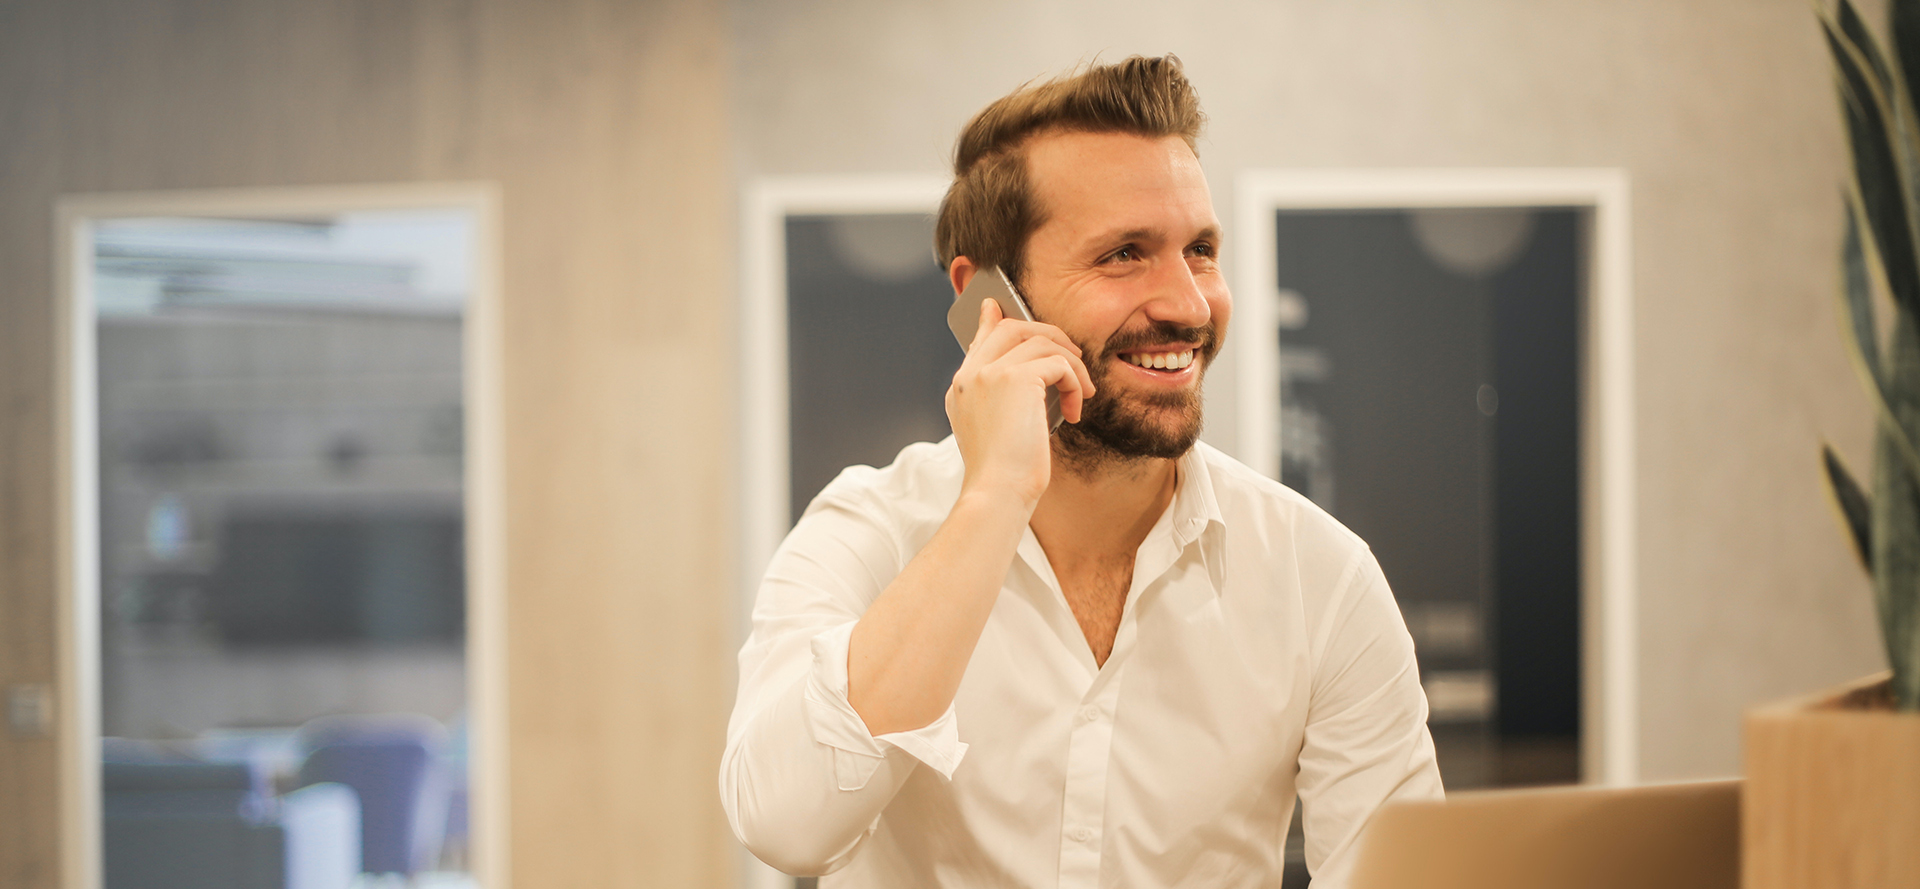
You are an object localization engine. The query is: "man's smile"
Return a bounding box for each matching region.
[1117,349,1195,371]
[1090,321,1216,391]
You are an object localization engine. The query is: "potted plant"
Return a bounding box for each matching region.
[1744,2,1920,887]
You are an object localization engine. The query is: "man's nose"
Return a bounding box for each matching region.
[1143,257,1212,328]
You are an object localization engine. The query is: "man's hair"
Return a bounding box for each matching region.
[934,55,1205,289]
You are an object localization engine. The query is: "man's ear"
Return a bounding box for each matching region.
[948,256,978,297]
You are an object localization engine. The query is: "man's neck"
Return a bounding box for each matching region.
[1028,448,1180,566]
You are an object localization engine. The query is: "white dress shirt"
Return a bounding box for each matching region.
[721,437,1442,888]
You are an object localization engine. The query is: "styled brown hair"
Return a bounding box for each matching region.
[934,55,1205,289]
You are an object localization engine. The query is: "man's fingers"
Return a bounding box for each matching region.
[991,335,1096,414]
[1007,349,1092,406]
[996,334,1087,380]
[970,298,1002,353]
[1013,336,1095,406]
[955,308,1098,425]
[1034,351,1093,424]
[1069,349,1094,406]
[1011,355,1084,422]
[970,311,1081,364]
[993,320,1080,358]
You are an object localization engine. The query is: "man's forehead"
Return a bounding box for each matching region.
[1024,130,1218,242]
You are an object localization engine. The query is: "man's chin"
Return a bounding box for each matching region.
[1055,396,1204,466]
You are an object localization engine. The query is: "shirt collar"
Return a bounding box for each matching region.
[1013,444,1231,597]
[1171,444,1229,595]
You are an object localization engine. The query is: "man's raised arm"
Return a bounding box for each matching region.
[719,295,1091,874]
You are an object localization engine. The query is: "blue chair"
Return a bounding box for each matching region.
[297,715,450,876]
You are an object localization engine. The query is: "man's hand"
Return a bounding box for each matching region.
[844,300,1092,737]
[945,298,1095,507]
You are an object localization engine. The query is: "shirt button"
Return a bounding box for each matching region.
[1068,827,1094,843]
[1079,705,1101,723]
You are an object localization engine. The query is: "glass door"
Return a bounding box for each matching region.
[71,201,495,889]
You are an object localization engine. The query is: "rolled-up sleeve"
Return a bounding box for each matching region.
[720,492,969,876]
[1294,546,1445,889]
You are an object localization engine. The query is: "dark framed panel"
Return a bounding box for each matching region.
[784,213,960,525]
[1273,206,1585,790]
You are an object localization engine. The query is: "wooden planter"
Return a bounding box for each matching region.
[1744,671,1920,889]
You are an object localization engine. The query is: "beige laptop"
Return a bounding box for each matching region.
[1348,779,1740,889]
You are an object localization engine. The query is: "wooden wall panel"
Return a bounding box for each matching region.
[0,0,735,886]
[1,2,67,883]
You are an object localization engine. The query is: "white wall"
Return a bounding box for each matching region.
[731,0,1885,779]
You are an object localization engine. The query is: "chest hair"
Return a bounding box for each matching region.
[1058,553,1134,667]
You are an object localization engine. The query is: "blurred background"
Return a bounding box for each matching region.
[90,212,478,889]
[0,0,1891,887]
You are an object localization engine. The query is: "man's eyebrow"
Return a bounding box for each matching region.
[1085,225,1222,248]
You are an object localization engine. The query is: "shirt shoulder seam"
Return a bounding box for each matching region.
[1309,543,1374,684]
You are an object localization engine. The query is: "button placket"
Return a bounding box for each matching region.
[1056,669,1124,888]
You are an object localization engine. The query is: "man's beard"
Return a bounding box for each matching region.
[1053,320,1219,473]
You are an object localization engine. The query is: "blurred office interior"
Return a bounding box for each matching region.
[90,213,479,888]
[0,0,1892,886]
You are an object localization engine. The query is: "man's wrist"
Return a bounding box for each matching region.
[950,483,1040,527]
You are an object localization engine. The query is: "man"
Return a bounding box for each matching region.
[722,55,1442,888]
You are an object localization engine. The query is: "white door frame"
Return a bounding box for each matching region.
[735,174,949,889]
[53,182,510,888]
[1233,168,1637,785]
[737,174,950,636]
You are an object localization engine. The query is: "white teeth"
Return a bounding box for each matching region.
[1124,350,1195,370]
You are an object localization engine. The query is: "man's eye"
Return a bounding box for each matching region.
[1188,242,1216,258]
[1104,246,1137,264]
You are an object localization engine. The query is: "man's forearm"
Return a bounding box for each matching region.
[848,293,1083,735]
[846,487,1031,736]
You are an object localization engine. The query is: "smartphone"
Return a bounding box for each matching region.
[946,266,1065,431]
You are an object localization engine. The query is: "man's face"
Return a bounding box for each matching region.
[1019,130,1231,463]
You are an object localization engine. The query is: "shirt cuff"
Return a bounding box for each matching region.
[802,621,969,788]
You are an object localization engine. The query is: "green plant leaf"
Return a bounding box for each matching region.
[1856,0,1920,260]
[1841,0,1896,91]
[1891,0,1920,105]
[1843,204,1885,380]
[1875,314,1920,709]
[1825,443,1876,573]
[1828,0,1920,710]
[1839,197,1920,491]
[1825,18,1920,320]
[1828,16,1920,497]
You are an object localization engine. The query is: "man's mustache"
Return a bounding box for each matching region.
[1099,321,1218,360]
